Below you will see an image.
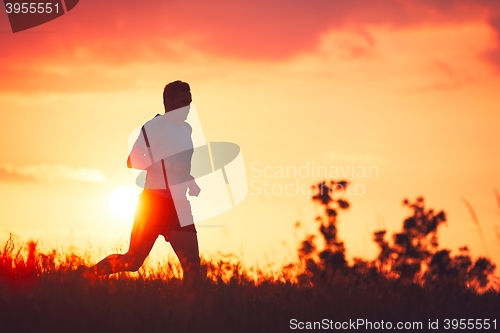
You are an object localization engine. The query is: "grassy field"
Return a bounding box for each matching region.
[1,238,499,333]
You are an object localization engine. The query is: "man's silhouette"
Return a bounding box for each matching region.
[83,81,201,280]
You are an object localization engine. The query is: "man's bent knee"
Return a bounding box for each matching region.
[122,252,146,272]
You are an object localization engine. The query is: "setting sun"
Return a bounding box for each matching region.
[109,186,139,219]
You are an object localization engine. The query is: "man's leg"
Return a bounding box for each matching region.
[168,231,201,282]
[91,215,158,276]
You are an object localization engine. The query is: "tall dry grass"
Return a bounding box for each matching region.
[0,236,499,333]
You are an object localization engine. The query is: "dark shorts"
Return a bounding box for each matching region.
[133,190,196,241]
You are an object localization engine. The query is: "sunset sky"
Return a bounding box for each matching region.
[1,0,500,273]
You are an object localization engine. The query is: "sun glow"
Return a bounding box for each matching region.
[109,187,139,219]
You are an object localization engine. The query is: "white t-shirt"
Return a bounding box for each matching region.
[128,110,194,197]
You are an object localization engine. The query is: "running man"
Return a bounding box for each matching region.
[83,80,201,281]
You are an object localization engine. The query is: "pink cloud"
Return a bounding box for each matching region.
[0,0,499,59]
[1,0,500,73]
[482,14,500,70]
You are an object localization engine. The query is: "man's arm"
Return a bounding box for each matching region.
[187,176,201,196]
[127,155,133,168]
[127,126,155,170]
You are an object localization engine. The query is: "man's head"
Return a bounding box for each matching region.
[163,80,192,113]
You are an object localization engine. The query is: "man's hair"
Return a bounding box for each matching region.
[163,80,190,109]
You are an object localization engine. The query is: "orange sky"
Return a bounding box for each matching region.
[1,0,500,273]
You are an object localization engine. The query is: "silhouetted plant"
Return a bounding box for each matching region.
[373,197,496,289]
[298,182,497,290]
[374,197,446,281]
[298,180,351,284]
